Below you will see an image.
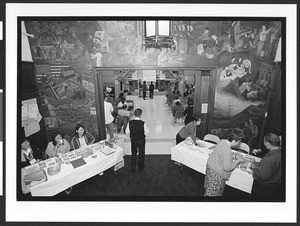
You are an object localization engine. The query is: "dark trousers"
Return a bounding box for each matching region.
[176,133,185,145]
[251,180,283,200]
[131,139,146,171]
[149,90,154,99]
[143,91,146,99]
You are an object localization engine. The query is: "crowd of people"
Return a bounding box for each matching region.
[21,83,282,199]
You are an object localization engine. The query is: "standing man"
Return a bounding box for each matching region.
[149,81,155,99]
[142,81,147,100]
[250,133,282,198]
[103,93,115,141]
[126,108,149,172]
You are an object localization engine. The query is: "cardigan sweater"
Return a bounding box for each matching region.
[207,139,237,180]
[70,132,95,150]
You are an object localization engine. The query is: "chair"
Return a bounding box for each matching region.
[203,134,220,145]
[234,142,250,155]
[173,110,185,126]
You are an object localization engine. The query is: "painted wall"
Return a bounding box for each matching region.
[24,20,282,145]
[211,21,282,150]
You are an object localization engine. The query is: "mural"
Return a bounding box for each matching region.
[24,20,281,148]
[212,20,282,151]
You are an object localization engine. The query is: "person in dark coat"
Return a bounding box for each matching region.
[149,81,155,99]
[142,81,147,100]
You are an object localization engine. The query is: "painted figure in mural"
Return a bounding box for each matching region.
[241,58,252,74]
[33,43,44,60]
[239,77,252,99]
[91,49,103,67]
[195,27,211,48]
[218,32,234,55]
[265,27,280,60]
[93,30,109,53]
[256,25,273,57]
[197,44,204,56]
[242,121,252,144]
[45,131,71,158]
[204,130,245,196]
[248,118,258,154]
[205,34,219,58]
[158,48,168,66]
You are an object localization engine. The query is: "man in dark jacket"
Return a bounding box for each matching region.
[125,108,149,172]
[149,81,155,99]
[250,133,282,199]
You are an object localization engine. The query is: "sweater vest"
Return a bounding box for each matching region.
[129,120,145,141]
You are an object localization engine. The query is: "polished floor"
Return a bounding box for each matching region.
[113,92,184,155]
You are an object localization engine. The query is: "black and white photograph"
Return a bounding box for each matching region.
[2,2,298,224]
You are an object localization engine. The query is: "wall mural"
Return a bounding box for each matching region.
[24,20,281,146]
[211,21,281,151]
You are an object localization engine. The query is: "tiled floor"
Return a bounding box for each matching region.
[114,93,184,154]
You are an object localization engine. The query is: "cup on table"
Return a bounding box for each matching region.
[99,140,105,149]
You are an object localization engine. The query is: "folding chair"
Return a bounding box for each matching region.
[203,134,220,144]
[173,110,185,126]
[234,142,250,154]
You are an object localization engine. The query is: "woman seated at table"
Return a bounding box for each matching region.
[117,97,127,109]
[21,138,43,167]
[204,130,245,196]
[116,104,131,134]
[45,131,71,158]
[70,124,95,150]
[175,115,202,145]
[172,101,184,117]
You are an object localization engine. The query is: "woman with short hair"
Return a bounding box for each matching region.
[204,130,245,196]
[175,115,201,146]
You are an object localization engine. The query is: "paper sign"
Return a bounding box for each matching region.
[201,103,208,113]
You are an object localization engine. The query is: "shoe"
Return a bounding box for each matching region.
[65,187,72,195]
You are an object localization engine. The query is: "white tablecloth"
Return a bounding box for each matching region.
[171,137,261,194]
[21,143,124,196]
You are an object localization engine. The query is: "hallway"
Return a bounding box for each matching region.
[114,92,184,155]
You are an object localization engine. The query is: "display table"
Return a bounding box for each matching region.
[21,142,124,197]
[171,137,261,194]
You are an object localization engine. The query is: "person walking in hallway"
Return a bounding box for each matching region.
[142,81,147,100]
[126,108,149,172]
[149,81,154,99]
[104,93,115,141]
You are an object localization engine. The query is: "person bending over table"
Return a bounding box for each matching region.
[70,123,95,150]
[250,133,282,198]
[204,130,245,196]
[175,115,201,145]
[45,131,71,158]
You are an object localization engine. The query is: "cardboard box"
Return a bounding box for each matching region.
[114,158,124,172]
